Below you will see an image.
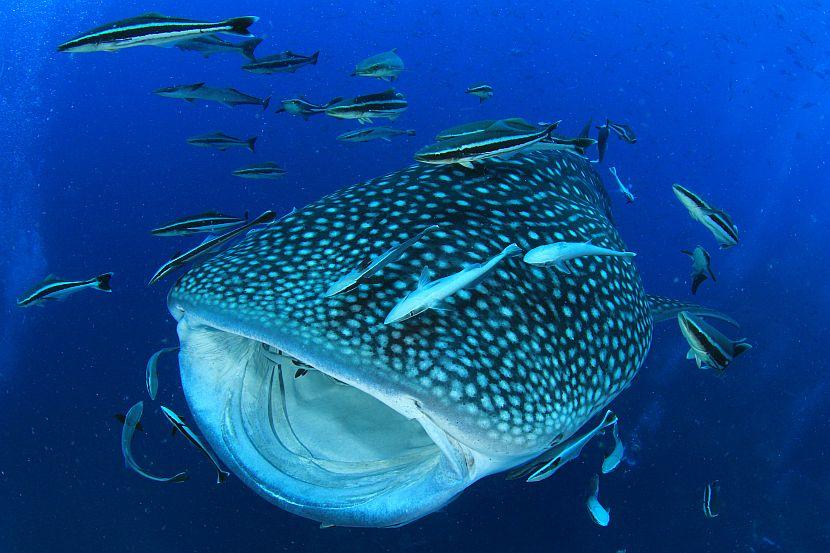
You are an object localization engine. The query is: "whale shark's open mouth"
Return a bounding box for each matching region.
[173,310,477,528]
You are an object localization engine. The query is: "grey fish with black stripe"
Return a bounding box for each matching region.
[187,132,257,152]
[673,184,739,249]
[276,96,342,119]
[175,36,262,60]
[337,126,415,143]
[606,120,637,144]
[415,120,560,168]
[58,13,258,53]
[678,311,751,372]
[163,150,737,528]
[161,406,230,484]
[324,89,407,124]
[242,50,320,74]
[17,273,113,307]
[154,82,270,110]
[465,83,493,103]
[151,211,248,237]
[232,162,286,180]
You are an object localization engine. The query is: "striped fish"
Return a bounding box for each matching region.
[175,36,262,60]
[703,480,721,518]
[186,132,257,152]
[151,211,248,237]
[337,126,415,143]
[677,311,751,372]
[465,83,493,103]
[435,118,535,141]
[276,96,342,119]
[242,50,319,74]
[161,406,230,484]
[154,83,270,110]
[121,401,189,483]
[415,120,560,168]
[607,121,637,144]
[148,211,276,285]
[324,89,408,124]
[232,162,286,180]
[673,184,739,249]
[58,13,258,53]
[17,273,112,307]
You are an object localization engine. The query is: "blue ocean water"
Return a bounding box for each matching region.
[1,0,828,551]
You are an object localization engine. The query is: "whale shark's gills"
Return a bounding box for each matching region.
[168,150,652,527]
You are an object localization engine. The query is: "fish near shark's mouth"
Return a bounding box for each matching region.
[169,304,475,528]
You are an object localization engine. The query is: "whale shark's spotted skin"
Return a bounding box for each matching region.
[171,150,652,454]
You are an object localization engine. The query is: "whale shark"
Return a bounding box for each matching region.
[166,150,728,528]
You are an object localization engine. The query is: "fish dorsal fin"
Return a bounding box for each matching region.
[417,267,432,288]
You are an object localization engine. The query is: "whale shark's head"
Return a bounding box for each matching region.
[167,150,652,527]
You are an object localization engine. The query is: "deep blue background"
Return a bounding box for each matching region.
[1,1,828,551]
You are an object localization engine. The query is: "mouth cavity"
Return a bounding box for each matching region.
[176,314,473,528]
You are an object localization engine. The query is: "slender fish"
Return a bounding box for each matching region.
[174,36,262,60]
[601,422,624,474]
[276,97,341,119]
[324,89,408,124]
[161,406,230,484]
[232,162,286,180]
[607,121,637,144]
[16,273,112,307]
[242,50,319,74]
[384,243,522,324]
[465,84,493,103]
[681,246,716,294]
[352,49,404,81]
[148,210,277,285]
[186,132,256,152]
[523,240,635,273]
[121,401,189,483]
[703,480,721,518]
[609,166,635,203]
[673,184,739,249]
[325,225,439,297]
[677,311,751,372]
[587,475,611,526]
[58,13,258,53]
[145,347,179,400]
[151,211,248,236]
[154,83,270,110]
[337,126,415,143]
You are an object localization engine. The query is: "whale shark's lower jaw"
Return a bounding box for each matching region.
[172,306,511,528]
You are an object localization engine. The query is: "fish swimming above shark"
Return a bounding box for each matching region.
[163,149,739,528]
[673,184,739,249]
[351,49,404,81]
[154,83,270,110]
[57,13,259,53]
[174,35,262,60]
[523,240,636,273]
[242,50,320,74]
[681,245,716,294]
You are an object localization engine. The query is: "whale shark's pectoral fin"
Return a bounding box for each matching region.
[646,294,739,328]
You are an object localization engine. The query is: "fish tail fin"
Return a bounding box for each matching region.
[502,243,523,258]
[733,342,752,357]
[224,16,259,37]
[240,37,263,61]
[247,136,257,153]
[310,51,320,65]
[691,273,707,295]
[95,272,113,292]
[217,470,230,484]
[579,118,592,139]
[262,96,271,111]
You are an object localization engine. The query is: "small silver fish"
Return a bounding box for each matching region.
[242,50,319,74]
[523,240,635,273]
[383,243,521,324]
[17,273,113,307]
[186,132,257,152]
[703,480,721,518]
[681,246,716,294]
[601,422,624,474]
[161,406,230,484]
[121,401,189,483]
[351,49,404,81]
[608,166,635,203]
[174,36,262,60]
[145,347,179,400]
[587,474,611,526]
[154,83,270,110]
[232,162,286,180]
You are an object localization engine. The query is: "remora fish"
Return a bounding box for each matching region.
[587,475,611,526]
[507,411,618,482]
[673,184,739,249]
[161,406,230,484]
[677,311,751,372]
[232,162,286,180]
[351,49,404,81]
[324,225,439,297]
[415,121,560,168]
[383,243,523,324]
[154,83,270,110]
[608,166,635,203]
[596,122,610,163]
[276,97,342,119]
[681,246,716,294]
[242,50,320,74]
[165,150,735,528]
[607,121,637,144]
[174,36,262,60]
[186,132,257,152]
[601,422,624,474]
[337,126,416,143]
[58,13,258,53]
[465,84,494,103]
[151,211,248,236]
[523,240,636,273]
[121,401,188,483]
[146,346,179,400]
[148,210,276,285]
[17,273,113,307]
[324,89,408,124]
[703,480,721,518]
